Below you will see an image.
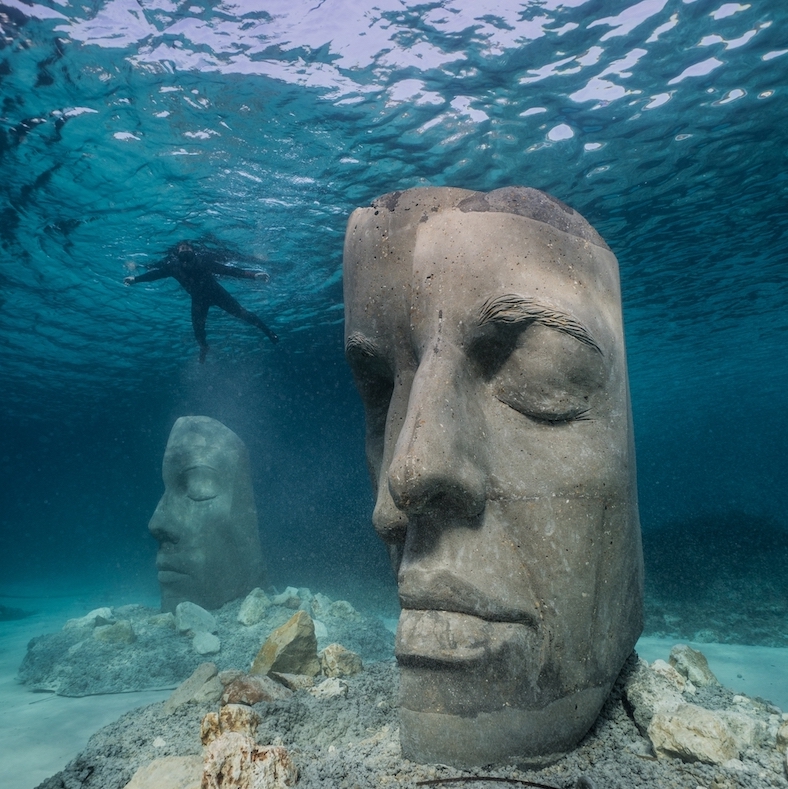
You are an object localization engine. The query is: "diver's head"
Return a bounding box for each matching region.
[177,241,196,262]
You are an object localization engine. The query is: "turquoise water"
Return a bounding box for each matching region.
[0,2,786,627]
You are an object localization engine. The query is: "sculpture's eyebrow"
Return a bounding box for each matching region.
[345,331,380,359]
[478,293,603,356]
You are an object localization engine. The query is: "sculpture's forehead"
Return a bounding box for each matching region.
[163,440,239,475]
[345,208,621,342]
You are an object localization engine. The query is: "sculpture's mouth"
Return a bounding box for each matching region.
[395,608,539,669]
[157,569,188,584]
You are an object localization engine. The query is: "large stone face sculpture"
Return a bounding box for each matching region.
[343,186,643,767]
[149,416,266,613]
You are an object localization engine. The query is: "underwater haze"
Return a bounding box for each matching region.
[0,0,786,629]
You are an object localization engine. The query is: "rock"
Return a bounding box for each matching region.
[163,662,218,714]
[647,703,738,764]
[202,705,298,789]
[237,588,272,626]
[307,677,349,699]
[649,659,687,693]
[272,587,301,609]
[328,600,360,620]
[93,620,136,644]
[270,672,315,691]
[250,610,320,677]
[194,676,224,704]
[122,755,202,789]
[320,643,363,677]
[669,644,718,687]
[623,658,683,735]
[175,602,217,635]
[202,703,260,743]
[219,669,246,686]
[221,674,293,705]
[717,709,766,751]
[313,619,328,639]
[193,631,221,655]
[777,721,788,749]
[310,592,333,618]
[147,612,176,629]
[63,607,114,630]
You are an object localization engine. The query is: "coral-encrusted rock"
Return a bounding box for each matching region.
[221,674,293,705]
[122,755,201,789]
[238,588,272,626]
[319,643,363,678]
[201,704,297,789]
[250,610,319,677]
[647,702,738,764]
[669,644,718,687]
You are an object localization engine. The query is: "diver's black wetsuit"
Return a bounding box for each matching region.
[125,241,278,362]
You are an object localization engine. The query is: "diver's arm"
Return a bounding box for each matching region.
[124,265,171,285]
[207,261,270,282]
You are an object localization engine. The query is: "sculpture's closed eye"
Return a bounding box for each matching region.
[476,321,605,425]
[180,466,221,501]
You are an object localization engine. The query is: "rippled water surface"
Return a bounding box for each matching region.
[0,1,786,593]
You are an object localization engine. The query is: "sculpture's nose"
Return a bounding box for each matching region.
[148,497,180,544]
[386,349,486,519]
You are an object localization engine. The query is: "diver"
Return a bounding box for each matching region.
[124,240,279,362]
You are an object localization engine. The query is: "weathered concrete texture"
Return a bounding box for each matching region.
[344,185,644,766]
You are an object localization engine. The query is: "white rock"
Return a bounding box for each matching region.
[623,658,683,734]
[717,709,764,751]
[313,619,328,639]
[272,587,301,608]
[237,588,272,626]
[123,756,201,789]
[193,632,221,655]
[63,607,114,630]
[307,677,348,699]
[669,644,718,687]
[650,659,687,692]
[311,593,333,618]
[647,702,738,764]
[175,602,217,635]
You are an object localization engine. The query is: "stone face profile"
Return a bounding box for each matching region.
[343,186,644,767]
[149,416,266,613]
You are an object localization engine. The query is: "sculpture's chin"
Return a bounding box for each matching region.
[395,608,612,767]
[398,685,609,768]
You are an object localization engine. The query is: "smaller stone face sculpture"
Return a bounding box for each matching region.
[149,416,265,613]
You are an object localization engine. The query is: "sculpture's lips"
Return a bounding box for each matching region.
[157,569,188,583]
[395,608,538,669]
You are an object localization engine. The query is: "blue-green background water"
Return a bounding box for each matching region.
[0,1,786,623]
